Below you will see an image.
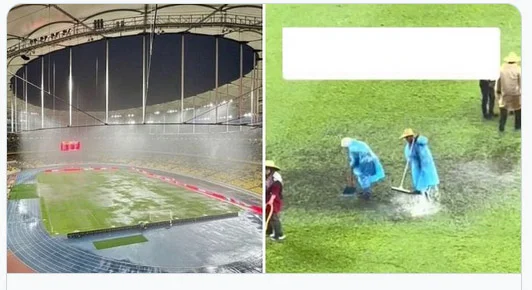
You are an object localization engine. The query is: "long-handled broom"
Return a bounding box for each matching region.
[266,203,273,226]
[392,138,416,194]
[392,159,412,193]
[265,203,275,239]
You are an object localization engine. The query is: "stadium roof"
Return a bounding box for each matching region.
[7,4,262,109]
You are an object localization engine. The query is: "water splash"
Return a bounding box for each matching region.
[391,193,441,217]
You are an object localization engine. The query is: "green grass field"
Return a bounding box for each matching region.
[93,235,148,250]
[9,184,38,200]
[265,4,521,273]
[33,170,238,235]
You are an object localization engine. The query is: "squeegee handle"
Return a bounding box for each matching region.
[399,138,417,188]
[399,159,410,188]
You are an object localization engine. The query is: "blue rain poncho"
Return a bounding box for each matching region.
[347,140,386,191]
[404,136,440,192]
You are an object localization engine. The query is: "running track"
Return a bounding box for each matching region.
[7,165,262,273]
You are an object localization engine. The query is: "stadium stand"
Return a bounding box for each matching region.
[7,129,262,195]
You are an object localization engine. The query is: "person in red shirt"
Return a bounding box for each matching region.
[265,160,285,241]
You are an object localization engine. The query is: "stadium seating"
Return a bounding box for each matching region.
[6,129,262,195]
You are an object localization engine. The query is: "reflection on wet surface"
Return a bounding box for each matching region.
[7,166,263,273]
[292,159,520,222]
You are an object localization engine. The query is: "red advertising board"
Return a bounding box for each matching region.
[60,141,81,152]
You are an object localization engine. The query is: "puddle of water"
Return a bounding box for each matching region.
[321,159,520,221]
[17,202,28,216]
[390,193,442,217]
[37,170,241,228]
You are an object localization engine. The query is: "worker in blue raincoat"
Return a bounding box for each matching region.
[341,138,385,199]
[400,129,439,194]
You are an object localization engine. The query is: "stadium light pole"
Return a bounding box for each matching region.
[48,55,51,107]
[215,36,219,124]
[14,90,17,132]
[96,57,98,92]
[226,80,229,133]
[41,57,44,128]
[11,76,15,133]
[192,96,196,134]
[106,39,109,124]
[47,55,50,128]
[15,77,18,132]
[76,86,79,125]
[142,34,146,124]
[24,66,28,131]
[181,33,185,133]
[250,51,256,124]
[13,77,17,132]
[53,62,56,123]
[239,42,243,127]
[258,60,261,121]
[69,47,73,127]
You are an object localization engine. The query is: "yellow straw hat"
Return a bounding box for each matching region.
[399,128,415,139]
[504,52,521,63]
[265,160,281,171]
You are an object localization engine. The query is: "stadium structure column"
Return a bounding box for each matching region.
[192,82,196,134]
[12,74,15,130]
[11,76,15,133]
[142,34,146,124]
[226,76,229,133]
[257,59,262,120]
[15,77,18,132]
[53,62,56,122]
[181,34,185,127]
[96,58,98,92]
[41,57,44,128]
[69,47,73,127]
[106,39,109,124]
[24,66,28,131]
[181,33,185,133]
[250,51,256,123]
[239,42,243,131]
[215,36,219,124]
[15,78,18,132]
[192,96,196,133]
[14,77,17,132]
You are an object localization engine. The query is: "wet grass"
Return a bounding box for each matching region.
[9,184,38,200]
[37,170,239,235]
[93,235,148,250]
[265,4,521,273]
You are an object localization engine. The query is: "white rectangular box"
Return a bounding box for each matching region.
[6,273,522,290]
[283,27,501,80]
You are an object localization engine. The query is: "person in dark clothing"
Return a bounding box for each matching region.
[265,160,285,241]
[480,80,497,119]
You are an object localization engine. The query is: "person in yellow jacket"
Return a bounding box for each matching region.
[495,52,521,132]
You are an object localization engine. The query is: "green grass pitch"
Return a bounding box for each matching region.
[93,235,148,250]
[265,4,521,273]
[9,184,38,200]
[34,170,239,235]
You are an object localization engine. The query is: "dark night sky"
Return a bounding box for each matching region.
[12,33,256,111]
